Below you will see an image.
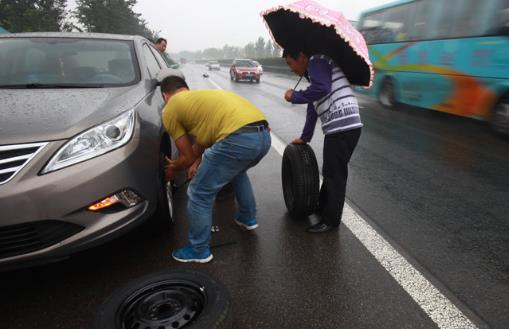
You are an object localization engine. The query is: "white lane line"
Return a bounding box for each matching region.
[270,133,477,329]
[206,75,223,90]
[207,75,477,329]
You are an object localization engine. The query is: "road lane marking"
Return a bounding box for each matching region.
[202,71,478,329]
[270,132,477,329]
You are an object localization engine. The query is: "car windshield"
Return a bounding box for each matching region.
[0,38,139,88]
[235,60,255,67]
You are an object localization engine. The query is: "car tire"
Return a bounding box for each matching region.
[92,269,232,329]
[156,142,174,224]
[378,78,397,109]
[491,94,509,136]
[281,144,320,218]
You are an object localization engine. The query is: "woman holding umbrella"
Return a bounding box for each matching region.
[262,0,373,233]
[283,48,362,233]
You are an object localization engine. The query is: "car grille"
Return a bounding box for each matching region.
[0,220,84,259]
[0,143,47,185]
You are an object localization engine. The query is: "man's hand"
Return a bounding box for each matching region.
[187,158,201,180]
[291,138,306,144]
[284,89,294,102]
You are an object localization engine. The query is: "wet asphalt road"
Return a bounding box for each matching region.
[1,64,508,329]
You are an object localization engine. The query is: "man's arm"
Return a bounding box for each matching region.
[187,142,206,179]
[165,134,196,181]
[300,103,318,143]
[290,57,332,104]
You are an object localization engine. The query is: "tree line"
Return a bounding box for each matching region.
[0,0,158,40]
[0,1,282,60]
[173,37,282,61]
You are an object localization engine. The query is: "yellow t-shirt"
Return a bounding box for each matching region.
[162,90,267,147]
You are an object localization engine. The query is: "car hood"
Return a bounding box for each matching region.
[0,85,147,144]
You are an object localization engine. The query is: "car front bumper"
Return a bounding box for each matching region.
[0,123,162,270]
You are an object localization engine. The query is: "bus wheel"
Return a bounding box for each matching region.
[379,78,397,109]
[491,95,509,135]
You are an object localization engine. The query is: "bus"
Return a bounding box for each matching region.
[356,0,509,134]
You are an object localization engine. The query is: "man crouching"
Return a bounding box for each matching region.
[161,73,271,263]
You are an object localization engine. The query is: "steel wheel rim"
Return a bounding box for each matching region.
[116,280,206,329]
[165,181,174,221]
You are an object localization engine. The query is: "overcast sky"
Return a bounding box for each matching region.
[69,0,394,52]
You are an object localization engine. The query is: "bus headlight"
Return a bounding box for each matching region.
[41,110,135,174]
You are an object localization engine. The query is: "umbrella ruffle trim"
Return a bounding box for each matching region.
[261,5,374,88]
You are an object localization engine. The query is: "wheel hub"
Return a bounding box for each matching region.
[117,281,205,329]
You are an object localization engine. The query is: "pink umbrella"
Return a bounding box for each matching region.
[261,0,373,87]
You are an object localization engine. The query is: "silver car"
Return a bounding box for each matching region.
[0,33,178,270]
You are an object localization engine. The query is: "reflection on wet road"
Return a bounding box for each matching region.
[1,64,507,329]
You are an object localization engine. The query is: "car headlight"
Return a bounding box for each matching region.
[41,110,135,174]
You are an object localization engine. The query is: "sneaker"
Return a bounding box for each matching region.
[234,218,258,230]
[171,246,213,263]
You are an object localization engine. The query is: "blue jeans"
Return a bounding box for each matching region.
[186,129,271,252]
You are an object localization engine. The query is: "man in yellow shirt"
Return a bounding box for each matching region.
[161,74,271,263]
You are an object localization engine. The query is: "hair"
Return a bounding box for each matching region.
[155,38,167,44]
[161,76,188,94]
[282,47,311,60]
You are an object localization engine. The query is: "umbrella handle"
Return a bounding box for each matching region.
[293,75,303,90]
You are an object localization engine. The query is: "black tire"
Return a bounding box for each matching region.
[281,144,320,218]
[92,269,232,329]
[491,94,509,135]
[378,78,397,109]
[156,141,174,224]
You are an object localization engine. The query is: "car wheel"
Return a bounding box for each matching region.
[491,94,509,135]
[281,144,320,218]
[92,269,232,329]
[378,78,397,109]
[156,142,174,224]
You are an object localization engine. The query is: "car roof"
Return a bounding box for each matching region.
[0,32,147,42]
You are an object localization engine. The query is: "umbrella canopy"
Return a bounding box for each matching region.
[261,0,373,87]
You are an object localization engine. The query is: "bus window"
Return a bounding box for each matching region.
[407,0,431,41]
[486,0,509,35]
[383,3,412,42]
[434,0,486,38]
[359,11,388,44]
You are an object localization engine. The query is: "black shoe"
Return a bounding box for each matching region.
[306,222,336,233]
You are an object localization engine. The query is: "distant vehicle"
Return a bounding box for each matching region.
[0,32,180,270]
[206,60,220,70]
[356,0,509,135]
[230,59,261,83]
[251,60,263,75]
